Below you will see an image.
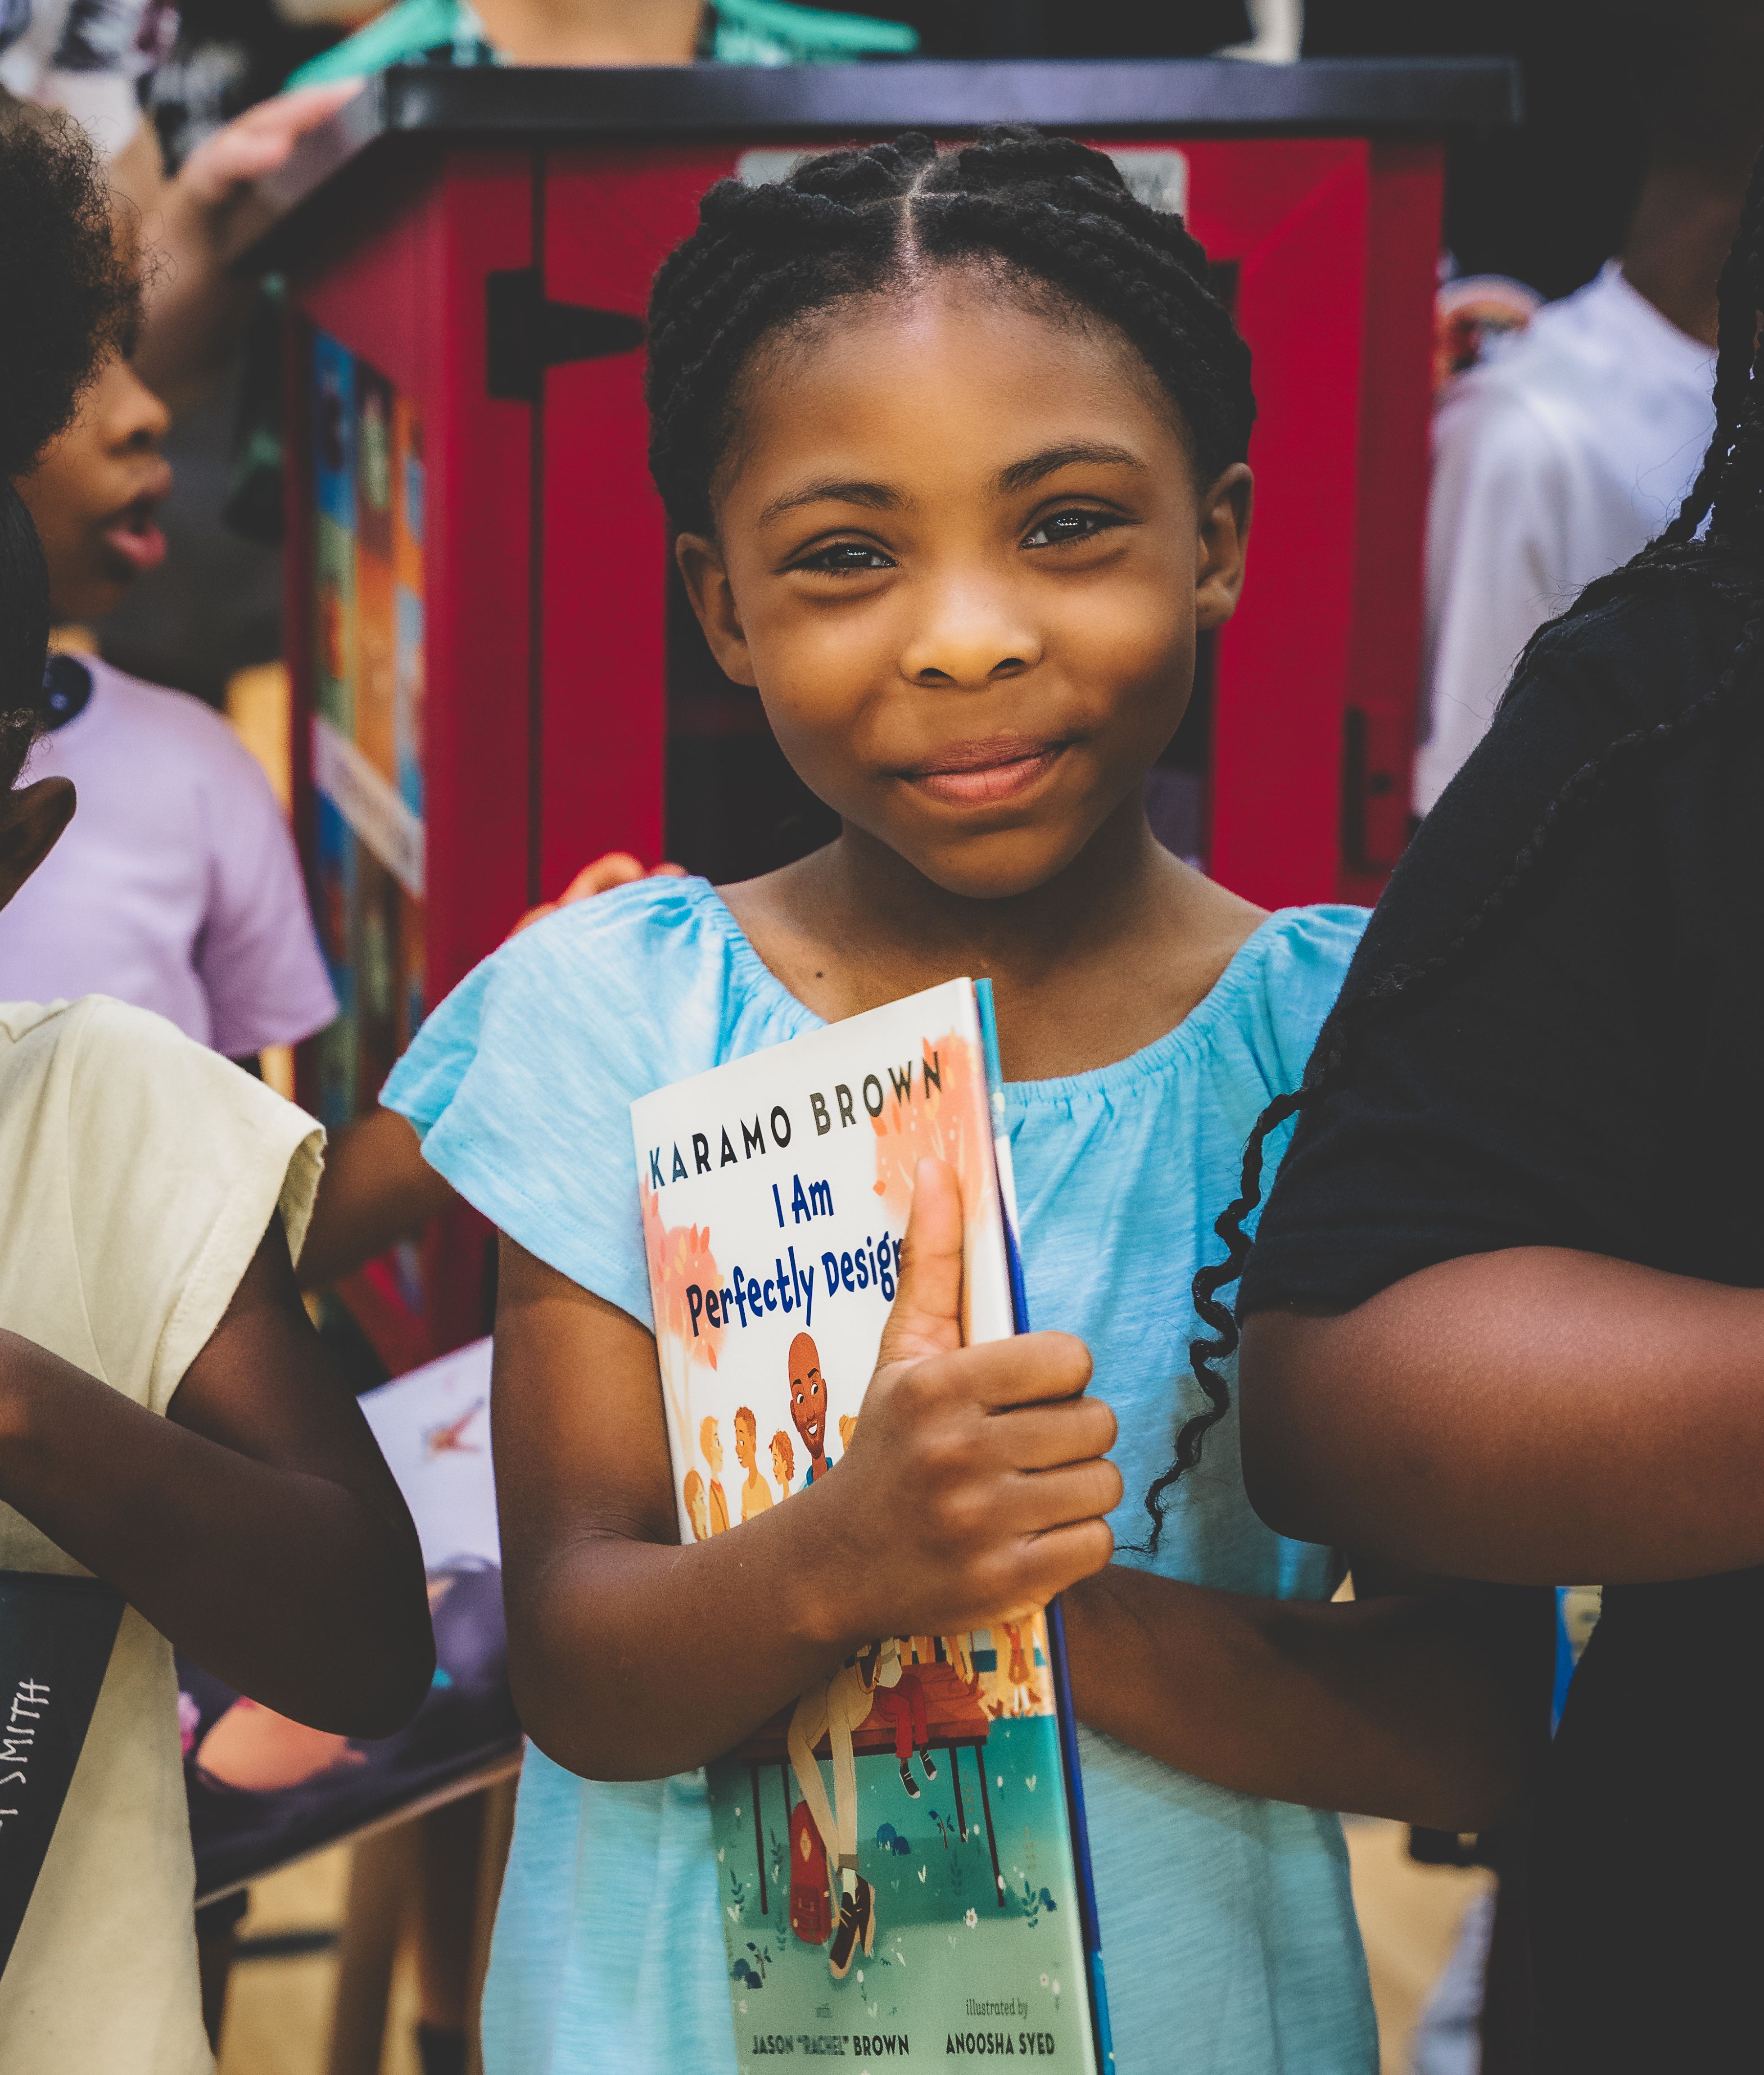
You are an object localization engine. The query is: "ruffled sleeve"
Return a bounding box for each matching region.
[381,877,782,1327]
[1257,905,1369,1093]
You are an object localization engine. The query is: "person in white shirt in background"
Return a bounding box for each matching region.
[1414,0,1764,818]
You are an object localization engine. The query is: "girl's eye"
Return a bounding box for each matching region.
[795,540,895,574]
[1022,508,1120,549]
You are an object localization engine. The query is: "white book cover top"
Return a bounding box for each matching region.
[632,979,1098,2074]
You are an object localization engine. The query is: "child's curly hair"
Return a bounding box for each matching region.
[0,94,140,787]
[0,95,140,480]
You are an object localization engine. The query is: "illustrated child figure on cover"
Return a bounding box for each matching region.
[769,1429,794,1503]
[999,1620,1039,1716]
[733,1406,772,1521]
[865,1636,936,1799]
[699,1416,730,1533]
[785,1650,878,1978]
[787,1332,832,1485]
[682,1467,710,1542]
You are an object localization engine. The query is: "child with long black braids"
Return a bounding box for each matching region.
[384,130,1543,2075]
[1221,145,1764,2075]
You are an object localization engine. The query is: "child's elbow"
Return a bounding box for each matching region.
[327,1589,437,1739]
[505,1640,679,1784]
[1238,1311,1339,1542]
[349,1628,438,1740]
[501,1675,615,1783]
[324,1530,438,1737]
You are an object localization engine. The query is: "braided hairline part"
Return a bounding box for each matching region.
[644,127,1257,538]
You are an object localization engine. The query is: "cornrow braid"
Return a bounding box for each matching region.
[1143,142,1764,1554]
[1661,144,1764,551]
[645,127,1254,537]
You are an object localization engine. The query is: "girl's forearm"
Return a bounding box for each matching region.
[297,1108,455,1291]
[1240,1248,1764,1582]
[1060,1565,1547,1830]
[506,1491,869,1781]
[0,1330,430,1734]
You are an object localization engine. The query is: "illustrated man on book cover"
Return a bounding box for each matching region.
[787,1333,834,1486]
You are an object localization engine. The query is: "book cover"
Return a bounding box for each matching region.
[0,1572,124,1974]
[632,980,1108,2073]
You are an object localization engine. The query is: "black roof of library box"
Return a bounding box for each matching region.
[244,55,1520,265]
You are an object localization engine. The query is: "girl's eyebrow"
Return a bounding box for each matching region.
[758,476,904,524]
[756,440,1144,526]
[995,442,1148,493]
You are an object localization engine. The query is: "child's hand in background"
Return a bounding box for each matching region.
[170,82,366,214]
[136,84,367,410]
[299,853,683,1289]
[815,1157,1121,1645]
[508,854,688,937]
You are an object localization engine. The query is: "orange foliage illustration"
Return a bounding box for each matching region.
[641,1184,725,1372]
[870,1030,994,1225]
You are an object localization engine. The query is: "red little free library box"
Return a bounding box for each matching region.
[247,55,1519,1367]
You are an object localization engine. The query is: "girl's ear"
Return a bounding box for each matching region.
[1194,463,1253,633]
[675,532,758,688]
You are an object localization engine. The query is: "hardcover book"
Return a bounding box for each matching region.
[0,1572,124,1974]
[632,979,1111,2074]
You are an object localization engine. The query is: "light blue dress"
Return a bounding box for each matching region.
[383,876,1375,2075]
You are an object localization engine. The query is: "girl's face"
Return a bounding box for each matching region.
[679,273,1251,900]
[18,354,172,622]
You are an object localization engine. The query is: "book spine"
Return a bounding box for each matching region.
[0,1573,125,1978]
[972,981,1115,2075]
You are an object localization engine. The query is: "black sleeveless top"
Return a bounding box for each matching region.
[1243,579,1764,2070]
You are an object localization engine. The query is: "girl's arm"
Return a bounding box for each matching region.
[1062,1561,1551,1831]
[0,1215,433,1735]
[493,1160,1122,1782]
[1239,1248,1764,1582]
[295,1107,456,1292]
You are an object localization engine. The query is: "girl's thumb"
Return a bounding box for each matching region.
[874,1158,965,1368]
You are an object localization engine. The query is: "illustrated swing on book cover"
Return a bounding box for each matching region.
[632,980,1112,2074]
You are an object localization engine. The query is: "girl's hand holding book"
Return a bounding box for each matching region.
[490,1157,1121,1783]
[806,1157,1122,1647]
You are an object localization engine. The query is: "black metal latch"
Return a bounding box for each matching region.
[485,268,645,402]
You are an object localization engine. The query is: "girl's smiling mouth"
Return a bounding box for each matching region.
[900,734,1072,807]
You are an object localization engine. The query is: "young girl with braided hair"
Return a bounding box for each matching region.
[385,128,1539,2075]
[1227,146,1764,2074]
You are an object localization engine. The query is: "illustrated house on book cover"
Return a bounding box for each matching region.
[632,980,1110,2075]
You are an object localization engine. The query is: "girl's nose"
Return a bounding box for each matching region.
[899,580,1042,688]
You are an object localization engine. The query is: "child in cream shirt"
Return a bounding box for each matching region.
[0,108,434,2066]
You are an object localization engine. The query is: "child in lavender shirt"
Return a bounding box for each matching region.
[4,347,336,1058]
